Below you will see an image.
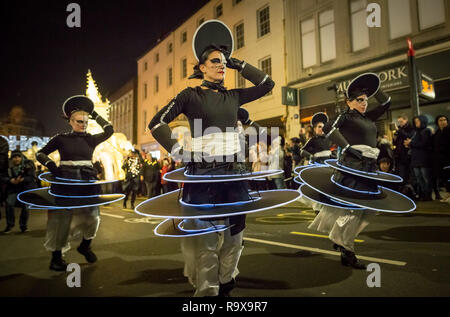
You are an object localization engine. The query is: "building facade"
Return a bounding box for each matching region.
[137,0,300,157]
[285,0,450,137]
[109,78,138,144]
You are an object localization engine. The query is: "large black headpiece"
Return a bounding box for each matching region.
[189,20,234,79]
[345,73,380,100]
[311,112,328,127]
[62,95,94,119]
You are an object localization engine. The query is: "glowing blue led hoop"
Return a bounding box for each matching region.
[39,172,121,186]
[48,190,103,199]
[293,176,304,184]
[330,174,381,195]
[179,196,262,208]
[183,169,254,178]
[324,160,403,183]
[163,168,283,183]
[298,166,416,213]
[135,189,301,219]
[299,185,364,210]
[154,219,230,237]
[17,187,125,210]
[55,176,97,183]
[177,219,228,233]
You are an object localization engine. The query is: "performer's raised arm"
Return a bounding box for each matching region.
[91,111,114,145]
[226,56,275,105]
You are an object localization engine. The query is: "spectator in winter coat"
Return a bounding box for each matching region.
[404,115,433,201]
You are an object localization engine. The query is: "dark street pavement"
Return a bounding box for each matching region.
[0,197,449,297]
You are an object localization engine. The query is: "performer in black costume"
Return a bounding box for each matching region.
[145,19,283,296]
[300,113,334,165]
[299,73,415,269]
[32,96,115,271]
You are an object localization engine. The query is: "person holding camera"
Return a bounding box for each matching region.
[2,150,37,233]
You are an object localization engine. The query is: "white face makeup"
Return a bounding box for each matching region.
[314,123,325,136]
[69,111,89,133]
[346,94,368,114]
[200,50,226,83]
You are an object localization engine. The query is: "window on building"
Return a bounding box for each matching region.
[388,0,412,39]
[181,31,187,44]
[418,0,445,30]
[154,75,159,93]
[301,18,317,68]
[155,52,159,63]
[143,110,147,133]
[198,17,205,26]
[143,83,147,99]
[235,22,245,49]
[319,9,336,63]
[154,105,159,114]
[144,61,148,71]
[259,56,272,95]
[233,0,243,6]
[181,58,187,79]
[215,3,223,18]
[350,0,370,52]
[257,5,270,38]
[168,42,173,54]
[236,72,245,88]
[168,67,173,86]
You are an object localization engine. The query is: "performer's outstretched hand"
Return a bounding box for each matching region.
[226,56,244,72]
[346,147,363,161]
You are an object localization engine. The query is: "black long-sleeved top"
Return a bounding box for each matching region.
[36,116,113,166]
[302,135,331,155]
[149,62,275,152]
[324,101,391,148]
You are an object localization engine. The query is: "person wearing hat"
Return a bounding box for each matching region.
[148,20,275,296]
[300,113,334,165]
[2,150,37,233]
[300,73,415,269]
[35,95,114,271]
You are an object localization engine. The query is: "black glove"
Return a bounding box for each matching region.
[374,89,390,105]
[226,57,245,72]
[300,149,312,160]
[46,161,61,177]
[345,147,363,161]
[90,110,99,120]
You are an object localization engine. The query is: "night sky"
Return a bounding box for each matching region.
[1,0,209,136]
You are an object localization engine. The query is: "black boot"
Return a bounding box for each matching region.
[50,250,68,271]
[340,248,366,270]
[219,278,235,297]
[123,199,127,209]
[77,238,97,263]
[333,243,343,251]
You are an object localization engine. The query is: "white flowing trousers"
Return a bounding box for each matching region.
[308,205,372,252]
[44,207,101,253]
[180,218,244,297]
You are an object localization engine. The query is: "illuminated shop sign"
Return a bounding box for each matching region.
[0,135,50,151]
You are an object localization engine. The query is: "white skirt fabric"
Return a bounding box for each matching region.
[180,218,244,297]
[297,195,323,212]
[44,207,100,253]
[308,205,373,252]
